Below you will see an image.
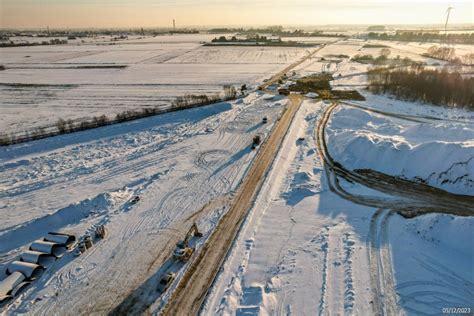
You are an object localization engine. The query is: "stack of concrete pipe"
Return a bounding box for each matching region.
[0,232,76,303]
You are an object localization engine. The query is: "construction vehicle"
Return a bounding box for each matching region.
[173,223,203,262]
[157,272,176,293]
[251,135,261,150]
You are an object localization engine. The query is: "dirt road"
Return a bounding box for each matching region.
[162,95,304,315]
[258,41,336,91]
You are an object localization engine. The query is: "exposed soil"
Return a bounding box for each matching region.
[288,74,365,101]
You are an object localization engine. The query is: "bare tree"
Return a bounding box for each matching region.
[223,85,237,99]
[56,118,67,133]
[463,53,474,66]
[379,48,391,59]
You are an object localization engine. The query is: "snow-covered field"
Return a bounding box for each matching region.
[294,39,366,76]
[374,41,474,58]
[0,34,311,134]
[1,38,473,315]
[0,91,287,313]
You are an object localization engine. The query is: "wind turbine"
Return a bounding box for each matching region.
[445,6,454,38]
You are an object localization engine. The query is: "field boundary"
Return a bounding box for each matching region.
[0,96,237,146]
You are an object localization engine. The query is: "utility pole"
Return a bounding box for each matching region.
[173,19,176,31]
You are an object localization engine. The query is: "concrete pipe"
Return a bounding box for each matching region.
[21,250,56,268]
[0,272,29,303]
[7,261,44,280]
[29,240,66,258]
[95,225,107,239]
[84,236,93,249]
[78,242,86,253]
[45,233,76,249]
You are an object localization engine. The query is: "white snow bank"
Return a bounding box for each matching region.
[404,213,474,257]
[305,92,319,98]
[327,106,474,195]
[389,213,474,314]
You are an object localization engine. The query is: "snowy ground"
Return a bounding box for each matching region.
[293,39,366,77]
[326,103,474,195]
[1,38,473,315]
[204,99,375,315]
[203,40,473,315]
[0,34,312,134]
[371,40,474,59]
[0,91,287,313]
[204,99,474,315]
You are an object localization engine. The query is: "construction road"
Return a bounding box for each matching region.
[257,40,336,91]
[162,94,304,315]
[163,42,474,315]
[161,42,330,315]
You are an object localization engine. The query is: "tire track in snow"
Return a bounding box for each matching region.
[367,209,397,316]
[396,256,474,313]
[342,232,356,314]
[194,149,233,193]
[367,209,383,315]
[379,211,398,315]
[324,225,345,315]
[317,227,330,316]
[317,224,356,316]
[1,110,203,200]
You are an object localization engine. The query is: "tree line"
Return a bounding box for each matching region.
[0,86,242,146]
[367,66,473,110]
[352,48,424,66]
[0,38,68,47]
[208,26,347,38]
[422,45,474,65]
[367,31,474,45]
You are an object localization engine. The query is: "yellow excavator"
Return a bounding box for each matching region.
[173,223,203,262]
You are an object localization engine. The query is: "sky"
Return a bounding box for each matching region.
[0,0,472,29]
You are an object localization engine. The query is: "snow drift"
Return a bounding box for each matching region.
[327,106,474,195]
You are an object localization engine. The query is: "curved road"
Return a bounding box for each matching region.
[316,102,474,217]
